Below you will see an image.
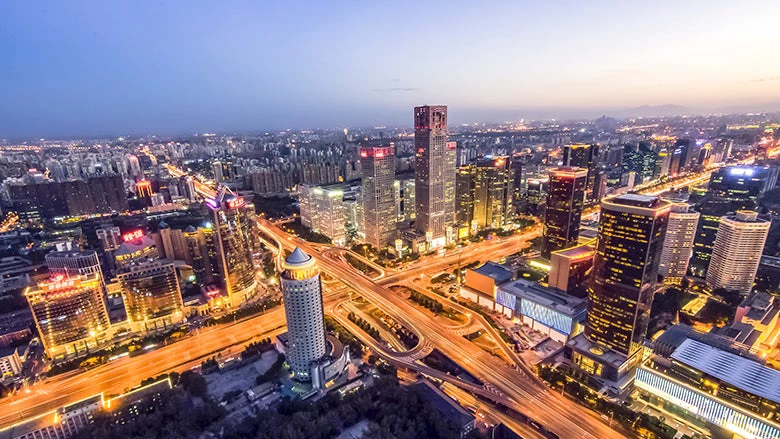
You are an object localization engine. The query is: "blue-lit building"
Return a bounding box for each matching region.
[495,279,586,343]
[636,325,780,439]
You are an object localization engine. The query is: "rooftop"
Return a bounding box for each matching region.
[285,247,312,266]
[498,278,586,318]
[471,262,514,285]
[671,338,780,404]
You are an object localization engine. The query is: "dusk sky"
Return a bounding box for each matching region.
[2,1,779,138]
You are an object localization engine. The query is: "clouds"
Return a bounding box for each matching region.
[371,87,421,93]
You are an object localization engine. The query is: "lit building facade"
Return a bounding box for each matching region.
[208,189,258,307]
[280,248,327,381]
[24,274,110,359]
[586,194,670,359]
[543,167,587,258]
[414,105,456,248]
[659,203,700,284]
[548,243,595,297]
[360,144,396,248]
[455,157,513,233]
[117,261,183,332]
[299,184,346,246]
[636,330,780,439]
[706,211,770,293]
[562,144,599,202]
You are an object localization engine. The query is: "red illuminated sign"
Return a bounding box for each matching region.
[122,230,144,242]
[360,151,368,158]
[446,141,457,150]
[226,197,245,209]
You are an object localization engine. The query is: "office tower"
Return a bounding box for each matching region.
[653,148,671,179]
[548,243,595,297]
[117,260,183,332]
[674,138,693,170]
[669,147,684,177]
[659,204,700,284]
[212,161,224,183]
[622,143,656,185]
[562,144,598,202]
[510,156,524,211]
[156,221,189,261]
[24,273,110,358]
[96,227,122,252]
[401,179,416,222]
[586,194,670,359]
[208,188,257,307]
[592,170,608,202]
[280,248,326,381]
[708,166,778,201]
[414,105,456,248]
[299,184,346,246]
[689,166,770,277]
[183,226,212,285]
[360,144,396,248]
[706,211,770,293]
[543,167,587,258]
[455,157,514,232]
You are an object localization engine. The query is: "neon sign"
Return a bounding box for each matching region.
[226,197,245,209]
[122,230,144,242]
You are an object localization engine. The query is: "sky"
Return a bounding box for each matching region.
[1,1,779,138]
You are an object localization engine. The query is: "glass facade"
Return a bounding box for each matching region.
[25,274,110,358]
[520,299,574,336]
[636,367,780,439]
[118,261,183,331]
[210,192,258,306]
[586,195,669,357]
[543,167,587,257]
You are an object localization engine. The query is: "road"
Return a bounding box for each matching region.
[257,217,626,439]
[0,290,347,429]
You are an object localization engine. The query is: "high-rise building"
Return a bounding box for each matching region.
[708,166,778,201]
[706,211,770,293]
[45,250,103,279]
[653,148,671,179]
[280,248,326,381]
[622,143,657,185]
[113,233,160,270]
[455,157,514,233]
[24,273,110,359]
[562,144,599,202]
[585,194,670,359]
[543,167,587,258]
[360,144,396,248]
[157,221,189,261]
[548,243,595,297]
[659,203,700,284]
[117,260,183,332]
[183,225,214,285]
[414,105,456,248]
[208,189,257,307]
[299,184,346,246]
[96,227,122,252]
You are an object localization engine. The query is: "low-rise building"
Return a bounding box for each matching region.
[636,326,780,439]
[459,262,514,311]
[411,379,476,438]
[496,279,586,343]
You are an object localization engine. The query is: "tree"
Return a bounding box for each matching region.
[180,370,209,399]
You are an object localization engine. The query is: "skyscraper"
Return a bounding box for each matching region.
[659,203,700,284]
[562,144,598,202]
[456,157,514,233]
[360,144,396,249]
[414,105,456,248]
[280,247,326,381]
[543,167,587,258]
[299,184,346,246]
[25,273,110,359]
[706,211,770,293]
[208,188,257,307]
[586,194,670,359]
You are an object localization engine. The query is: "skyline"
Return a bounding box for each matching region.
[2,1,780,138]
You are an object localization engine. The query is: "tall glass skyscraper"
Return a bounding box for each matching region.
[543,167,587,258]
[414,105,456,248]
[586,194,670,358]
[360,144,396,248]
[208,188,257,307]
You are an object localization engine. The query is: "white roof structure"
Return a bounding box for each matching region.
[671,338,780,404]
